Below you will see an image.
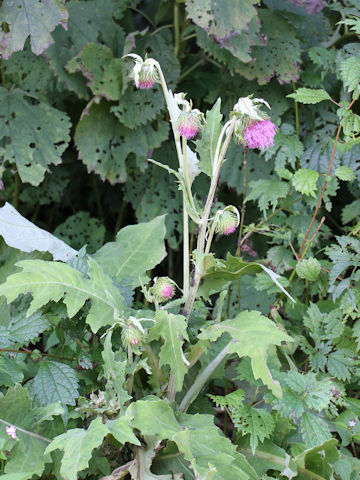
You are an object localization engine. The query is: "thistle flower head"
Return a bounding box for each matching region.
[5,425,17,440]
[214,206,240,236]
[243,120,278,150]
[153,277,176,303]
[123,54,159,90]
[231,96,278,149]
[121,323,144,349]
[176,109,203,140]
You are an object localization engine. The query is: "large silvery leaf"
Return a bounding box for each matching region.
[28,361,79,408]
[75,101,168,184]
[195,98,223,177]
[0,88,71,185]
[148,312,189,392]
[0,257,127,333]
[0,384,64,477]
[66,42,123,100]
[94,215,167,287]
[199,311,292,398]
[0,0,68,59]
[0,203,76,261]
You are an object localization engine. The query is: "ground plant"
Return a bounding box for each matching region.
[0,0,359,479]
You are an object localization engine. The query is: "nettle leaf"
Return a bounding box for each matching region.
[28,360,79,408]
[94,215,167,288]
[265,129,304,169]
[335,165,356,181]
[45,417,109,480]
[111,86,164,129]
[339,56,360,94]
[296,258,321,281]
[66,42,123,100]
[301,412,332,448]
[342,199,360,224]
[75,101,169,184]
[0,257,128,333]
[0,0,68,58]
[148,311,189,392]
[292,168,319,197]
[287,88,331,104]
[235,10,301,85]
[0,88,71,185]
[54,211,105,253]
[247,179,289,213]
[0,384,64,477]
[195,98,223,177]
[199,311,292,397]
[0,354,24,386]
[325,236,360,286]
[8,308,50,346]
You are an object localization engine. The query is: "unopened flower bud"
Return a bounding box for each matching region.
[121,324,143,349]
[176,110,202,140]
[214,206,240,236]
[136,63,158,89]
[153,277,175,303]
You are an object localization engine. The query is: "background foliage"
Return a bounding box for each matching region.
[0,0,360,479]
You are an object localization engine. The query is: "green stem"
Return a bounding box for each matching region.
[127,347,134,399]
[179,58,205,82]
[179,342,230,412]
[183,199,190,299]
[114,200,127,237]
[92,175,104,221]
[0,348,74,362]
[174,0,180,57]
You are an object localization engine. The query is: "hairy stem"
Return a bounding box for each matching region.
[174,1,180,56]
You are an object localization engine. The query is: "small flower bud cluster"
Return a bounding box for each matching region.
[214,206,240,236]
[124,54,159,90]
[5,425,17,439]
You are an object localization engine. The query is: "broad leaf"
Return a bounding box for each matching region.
[0,203,76,261]
[199,311,292,397]
[66,42,123,100]
[292,168,319,197]
[287,88,331,104]
[195,98,223,177]
[0,88,71,185]
[301,411,332,448]
[0,0,68,58]
[0,257,128,333]
[28,360,79,408]
[247,179,289,213]
[339,56,360,94]
[45,417,109,480]
[335,166,356,181]
[0,354,24,386]
[94,215,167,287]
[75,101,169,184]
[148,311,189,392]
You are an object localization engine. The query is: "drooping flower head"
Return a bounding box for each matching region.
[176,110,203,140]
[214,206,240,236]
[5,425,17,440]
[231,96,278,150]
[123,54,159,90]
[153,277,176,303]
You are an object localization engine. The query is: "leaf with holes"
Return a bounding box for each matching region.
[0,0,68,59]
[66,42,123,100]
[27,360,79,408]
[0,88,71,185]
[199,311,292,397]
[111,86,164,129]
[75,101,168,184]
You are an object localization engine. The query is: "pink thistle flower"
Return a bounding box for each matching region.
[244,119,278,150]
[5,425,17,439]
[224,225,236,236]
[153,277,175,303]
[161,284,174,299]
[177,112,201,140]
[136,78,155,90]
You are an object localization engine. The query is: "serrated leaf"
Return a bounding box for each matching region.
[341,199,360,224]
[111,86,164,129]
[94,215,167,287]
[75,101,168,184]
[66,42,123,100]
[335,165,356,181]
[105,416,140,446]
[148,311,189,392]
[195,98,223,177]
[247,179,289,213]
[300,412,332,448]
[292,168,319,197]
[266,131,304,169]
[0,88,71,185]
[45,417,109,480]
[287,88,331,104]
[0,384,63,477]
[199,311,292,397]
[339,56,360,93]
[0,0,68,58]
[8,309,50,345]
[0,354,24,386]
[28,360,79,408]
[0,257,128,333]
[296,257,321,281]
[0,203,77,261]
